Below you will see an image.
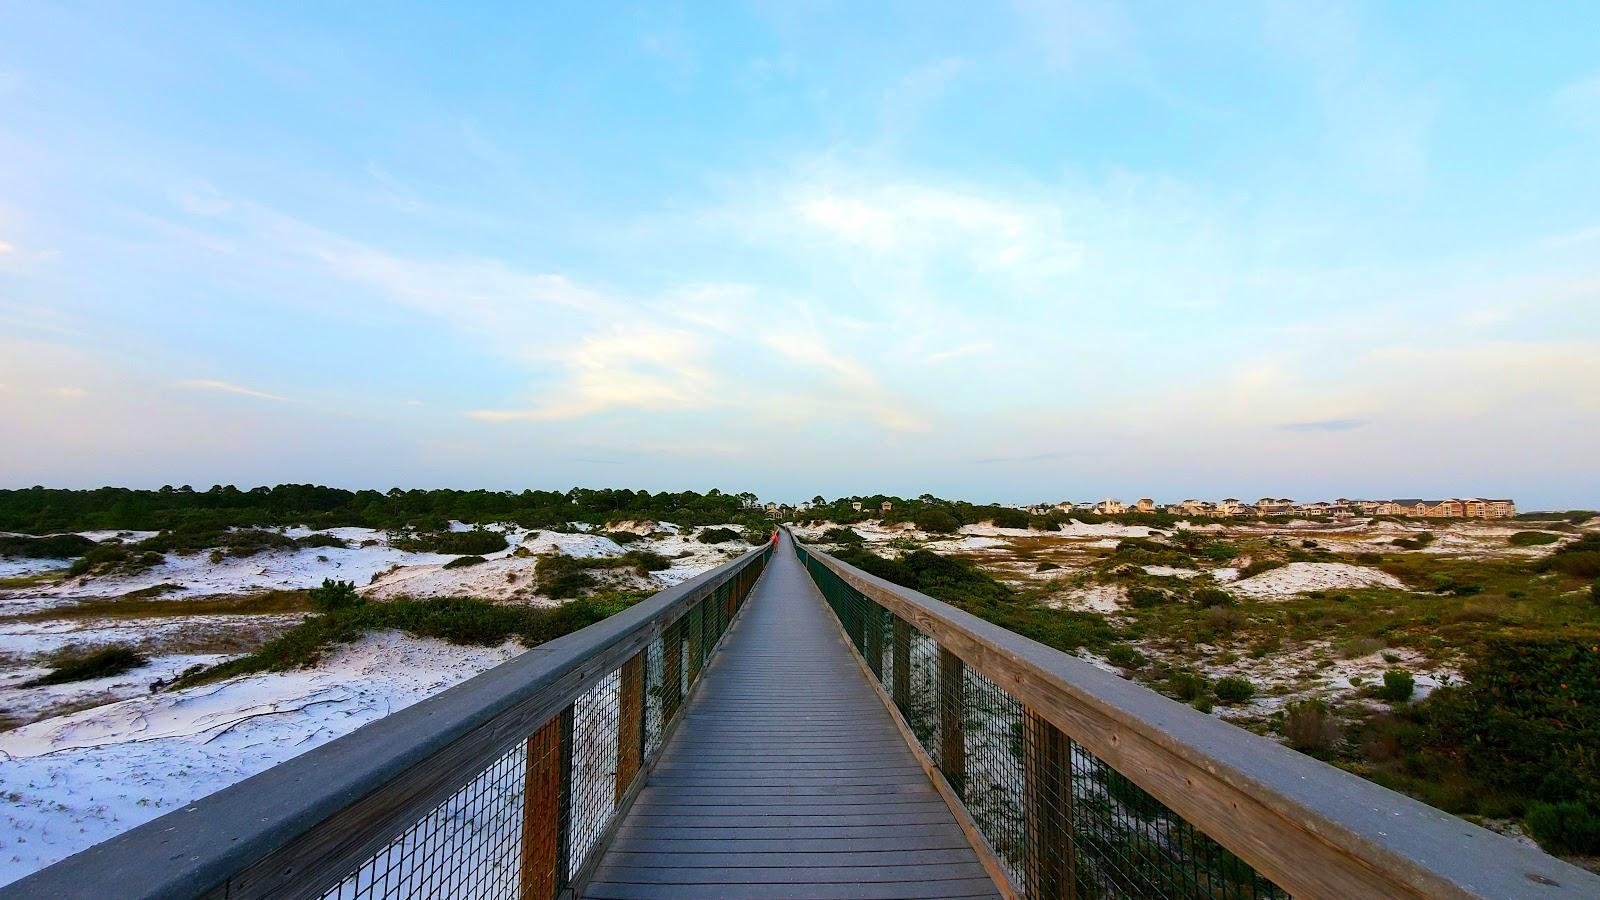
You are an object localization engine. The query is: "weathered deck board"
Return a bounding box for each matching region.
[582,535,1002,900]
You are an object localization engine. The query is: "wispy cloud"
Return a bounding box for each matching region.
[180,379,287,402]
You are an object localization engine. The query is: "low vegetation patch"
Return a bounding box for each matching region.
[832,547,1115,654]
[0,533,97,558]
[2,589,313,623]
[442,555,488,569]
[24,645,147,686]
[389,529,509,555]
[175,591,648,688]
[696,527,741,544]
[534,551,672,599]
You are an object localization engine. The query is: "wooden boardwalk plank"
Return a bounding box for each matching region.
[580,534,1002,900]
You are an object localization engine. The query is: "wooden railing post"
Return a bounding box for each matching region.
[892,618,911,712]
[615,651,646,803]
[938,647,966,796]
[519,705,573,900]
[1025,708,1076,899]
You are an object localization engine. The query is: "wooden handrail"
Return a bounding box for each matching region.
[1,543,771,900]
[796,537,1600,899]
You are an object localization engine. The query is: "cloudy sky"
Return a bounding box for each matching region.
[2,2,1597,507]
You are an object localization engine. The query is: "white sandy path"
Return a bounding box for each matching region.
[1230,562,1405,600]
[0,632,520,887]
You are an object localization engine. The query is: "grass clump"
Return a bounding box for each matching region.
[443,555,488,569]
[821,527,864,545]
[24,645,147,686]
[696,527,741,544]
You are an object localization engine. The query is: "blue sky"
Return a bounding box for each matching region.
[2,2,1598,508]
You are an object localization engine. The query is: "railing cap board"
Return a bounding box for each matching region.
[0,544,768,900]
[796,537,1600,900]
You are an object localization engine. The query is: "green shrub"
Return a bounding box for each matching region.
[1192,587,1234,608]
[308,578,363,612]
[0,533,97,558]
[912,507,961,534]
[1391,532,1437,551]
[1168,671,1207,702]
[697,527,741,544]
[68,543,128,576]
[1128,585,1170,608]
[1199,541,1240,561]
[1214,676,1255,704]
[297,533,349,549]
[1525,801,1600,855]
[619,550,671,573]
[1355,551,1384,564]
[1409,639,1599,830]
[443,555,487,569]
[1509,531,1560,547]
[1379,670,1415,702]
[1552,550,1600,579]
[1283,698,1341,752]
[390,529,508,555]
[535,554,599,598]
[1105,643,1146,669]
[24,645,147,686]
[602,530,644,544]
[988,508,1030,529]
[1592,579,1600,605]
[1238,558,1285,579]
[1192,695,1214,713]
[1036,561,1060,572]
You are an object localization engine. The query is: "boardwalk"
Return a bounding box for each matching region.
[583,535,1002,900]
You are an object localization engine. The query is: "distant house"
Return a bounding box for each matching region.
[1215,498,1247,517]
[1424,499,1465,518]
[880,500,893,513]
[1135,498,1155,513]
[1255,498,1293,516]
[764,502,779,514]
[851,501,863,512]
[1484,499,1516,518]
[1176,499,1212,517]
[1092,499,1124,515]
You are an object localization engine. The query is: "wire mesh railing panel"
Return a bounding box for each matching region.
[312,545,770,900]
[320,733,534,900]
[795,542,1288,900]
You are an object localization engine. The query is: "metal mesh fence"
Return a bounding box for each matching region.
[319,546,770,900]
[797,543,1288,900]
